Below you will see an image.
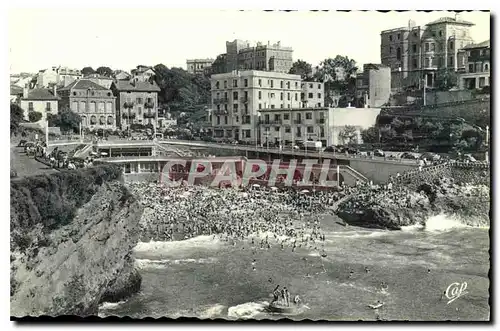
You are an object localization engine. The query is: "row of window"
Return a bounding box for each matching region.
[81,115,114,126]
[214,80,322,90]
[71,91,112,97]
[72,101,113,112]
[387,29,467,42]
[214,91,321,102]
[263,126,326,137]
[468,62,490,73]
[212,111,325,123]
[125,97,155,104]
[27,102,53,111]
[389,41,466,62]
[215,101,323,112]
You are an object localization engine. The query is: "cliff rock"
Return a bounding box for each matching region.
[10,165,144,317]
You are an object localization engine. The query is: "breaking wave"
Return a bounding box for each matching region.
[133,235,221,258]
[227,301,269,319]
[135,257,218,270]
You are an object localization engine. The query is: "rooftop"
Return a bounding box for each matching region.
[21,88,60,101]
[58,79,110,91]
[462,39,490,49]
[211,70,301,80]
[187,59,214,63]
[10,85,23,95]
[426,16,474,26]
[84,73,114,80]
[112,80,161,92]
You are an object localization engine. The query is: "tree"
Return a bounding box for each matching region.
[28,111,42,122]
[96,66,113,77]
[11,104,24,133]
[390,117,405,134]
[379,126,397,142]
[314,55,358,82]
[81,67,95,76]
[314,55,358,107]
[361,126,380,143]
[401,131,413,144]
[153,64,211,122]
[338,125,358,145]
[435,69,458,91]
[289,60,313,80]
[48,110,81,133]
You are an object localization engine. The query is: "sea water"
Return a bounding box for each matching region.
[99,215,490,321]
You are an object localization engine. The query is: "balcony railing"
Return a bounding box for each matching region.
[240,96,249,103]
[123,101,135,108]
[214,109,229,115]
[293,119,303,124]
[213,97,229,104]
[143,111,156,118]
[144,101,155,109]
[122,112,136,119]
[316,119,325,124]
[271,120,282,125]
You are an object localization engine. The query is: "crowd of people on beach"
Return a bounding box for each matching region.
[127,182,356,254]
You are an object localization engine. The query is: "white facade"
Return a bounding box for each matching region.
[258,107,382,147]
[209,70,315,142]
[20,99,59,124]
[37,67,58,88]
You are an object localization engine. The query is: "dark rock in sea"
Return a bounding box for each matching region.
[10,165,144,317]
[337,176,490,230]
[99,256,142,304]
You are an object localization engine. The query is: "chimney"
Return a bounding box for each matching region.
[23,84,28,99]
[53,85,57,97]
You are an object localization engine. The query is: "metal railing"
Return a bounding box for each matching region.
[213,97,229,104]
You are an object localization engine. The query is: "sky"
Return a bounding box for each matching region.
[8,9,490,74]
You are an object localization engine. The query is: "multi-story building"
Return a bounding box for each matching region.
[257,107,382,147]
[381,16,475,90]
[58,79,117,130]
[355,64,391,108]
[114,70,132,81]
[111,80,161,129]
[56,67,82,87]
[186,59,214,75]
[258,107,331,146]
[19,86,60,124]
[208,70,303,142]
[84,73,114,89]
[457,40,490,90]
[10,85,24,103]
[131,65,155,83]
[36,67,59,88]
[211,40,294,75]
[301,81,324,108]
[34,66,82,88]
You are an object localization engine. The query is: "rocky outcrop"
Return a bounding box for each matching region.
[10,165,144,317]
[337,176,490,230]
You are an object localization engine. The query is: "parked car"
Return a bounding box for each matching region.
[373,149,385,157]
[461,154,477,162]
[323,145,336,153]
[400,152,419,160]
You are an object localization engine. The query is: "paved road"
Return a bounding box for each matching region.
[10,145,56,179]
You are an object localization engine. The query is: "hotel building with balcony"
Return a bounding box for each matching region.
[207,70,328,144]
[457,40,490,90]
[111,80,161,130]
